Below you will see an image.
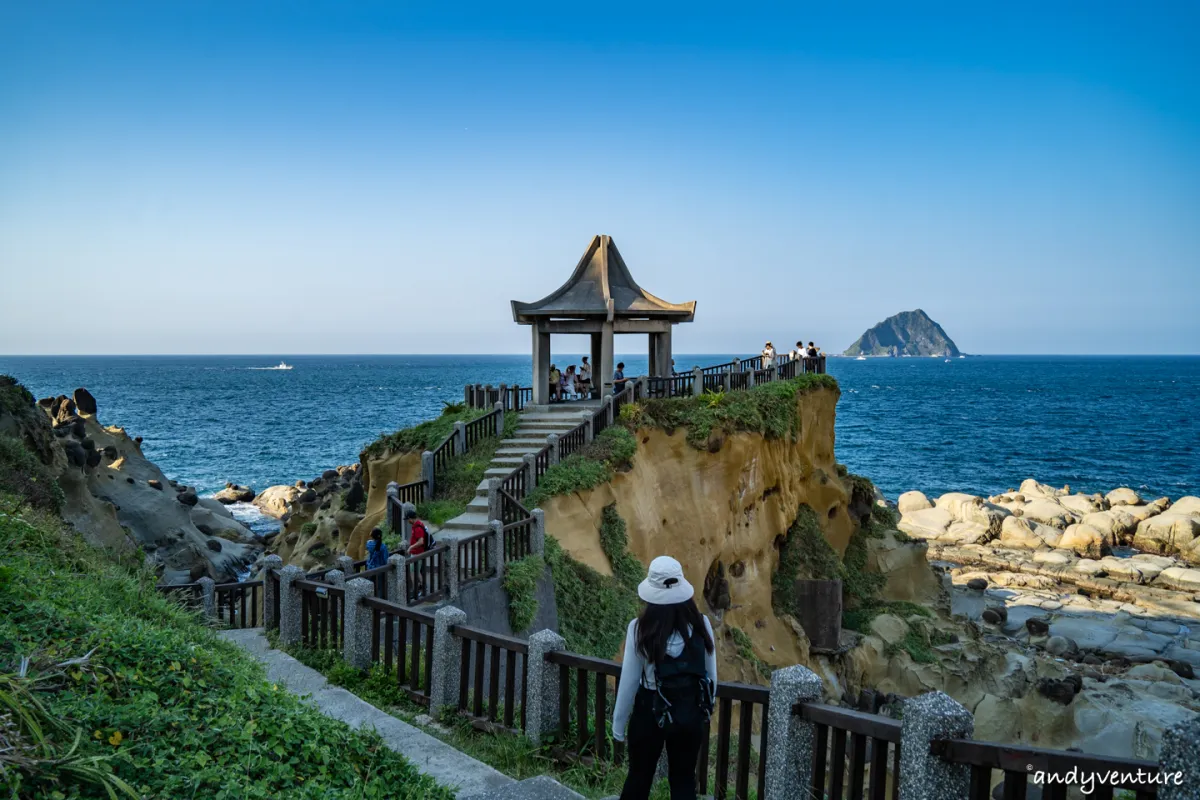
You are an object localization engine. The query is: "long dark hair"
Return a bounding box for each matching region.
[635,598,714,663]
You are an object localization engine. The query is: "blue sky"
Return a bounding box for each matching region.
[1,2,1197,355]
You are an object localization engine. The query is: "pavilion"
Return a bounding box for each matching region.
[511,235,696,406]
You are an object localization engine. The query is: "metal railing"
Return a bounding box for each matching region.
[499,489,534,562]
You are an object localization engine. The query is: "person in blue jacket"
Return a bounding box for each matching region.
[365,527,389,569]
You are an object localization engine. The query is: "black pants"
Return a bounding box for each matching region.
[620,689,705,800]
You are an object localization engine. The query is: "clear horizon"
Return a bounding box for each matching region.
[2,2,1198,356]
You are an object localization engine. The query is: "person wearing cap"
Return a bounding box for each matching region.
[761,341,776,370]
[613,556,717,800]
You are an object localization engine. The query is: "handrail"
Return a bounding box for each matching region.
[556,420,588,460]
[796,701,902,743]
[449,622,530,654]
[930,738,1161,795]
[362,594,437,624]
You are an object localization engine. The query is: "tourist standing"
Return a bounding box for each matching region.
[563,365,577,400]
[761,341,776,369]
[791,340,804,362]
[579,357,593,398]
[613,556,716,800]
[549,364,562,402]
[365,528,389,569]
[406,508,430,595]
[613,362,628,393]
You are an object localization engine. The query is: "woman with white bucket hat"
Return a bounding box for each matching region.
[613,556,717,799]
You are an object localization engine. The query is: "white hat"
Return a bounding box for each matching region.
[638,556,694,605]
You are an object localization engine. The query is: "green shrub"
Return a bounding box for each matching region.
[598,504,643,591]
[771,505,840,618]
[503,554,545,633]
[729,626,772,680]
[362,406,489,459]
[544,536,640,659]
[0,374,35,416]
[525,428,636,507]
[0,498,451,800]
[0,435,64,513]
[622,374,838,450]
[300,521,318,535]
[415,499,467,527]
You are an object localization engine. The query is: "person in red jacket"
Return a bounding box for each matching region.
[406,508,432,597]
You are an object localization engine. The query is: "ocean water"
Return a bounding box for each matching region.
[1,354,1197,503]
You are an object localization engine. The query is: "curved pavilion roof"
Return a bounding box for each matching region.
[511,235,696,324]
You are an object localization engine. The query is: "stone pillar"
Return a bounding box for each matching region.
[421,451,435,497]
[525,629,567,744]
[335,555,354,575]
[603,394,613,426]
[546,434,560,466]
[488,520,505,577]
[386,482,400,531]
[429,605,468,713]
[747,368,756,388]
[445,541,461,600]
[583,417,593,444]
[898,691,974,800]
[599,321,614,398]
[763,665,824,800]
[493,402,504,436]
[453,421,467,455]
[660,328,673,378]
[463,384,472,406]
[1160,716,1200,799]
[532,326,552,406]
[197,577,215,619]
[342,577,374,670]
[647,332,659,377]
[590,333,603,400]
[386,554,407,606]
[325,569,345,588]
[261,554,283,630]
[531,508,546,556]
[692,367,704,396]
[723,370,732,392]
[487,478,503,521]
[278,565,305,646]
[523,453,537,490]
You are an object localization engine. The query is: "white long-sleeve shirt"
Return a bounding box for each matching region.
[612,616,718,742]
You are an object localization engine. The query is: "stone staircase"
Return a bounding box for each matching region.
[436,406,594,543]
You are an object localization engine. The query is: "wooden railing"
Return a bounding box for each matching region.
[431,431,456,476]
[533,444,552,483]
[591,404,610,438]
[645,373,695,398]
[391,480,427,506]
[702,373,725,393]
[267,570,280,627]
[499,490,534,562]
[355,563,393,600]
[799,701,901,800]
[363,596,437,706]
[452,624,530,734]
[213,580,262,629]
[704,683,770,800]
[500,461,528,500]
[930,738,1161,799]
[557,421,588,460]
[740,356,762,371]
[464,410,497,450]
[545,650,623,765]
[297,579,344,650]
[405,544,448,605]
[456,531,494,587]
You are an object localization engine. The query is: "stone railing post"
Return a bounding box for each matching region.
[583,417,593,444]
[603,394,614,426]
[261,554,283,630]
[197,577,216,619]
[898,691,974,800]
[484,384,494,406]
[525,629,567,744]
[277,565,305,646]
[487,478,503,521]
[546,434,560,466]
[342,577,374,670]
[386,554,408,605]
[763,665,824,800]
[498,384,508,411]
[1160,716,1200,798]
[445,541,461,600]
[723,370,732,392]
[692,367,704,396]
[488,520,505,577]
[522,453,537,490]
[421,451,435,497]
[453,421,467,456]
[530,508,546,556]
[493,401,504,436]
[335,555,354,575]
[463,384,472,406]
[747,368,756,388]
[325,569,345,588]
[429,605,468,714]
[386,482,400,531]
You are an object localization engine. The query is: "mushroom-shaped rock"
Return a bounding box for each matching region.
[72,387,97,416]
[897,491,932,514]
[1059,523,1109,558]
[1106,487,1143,507]
[177,490,199,507]
[213,484,255,504]
[147,479,163,490]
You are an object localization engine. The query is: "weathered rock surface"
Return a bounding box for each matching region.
[267,463,366,572]
[213,483,255,504]
[253,485,301,518]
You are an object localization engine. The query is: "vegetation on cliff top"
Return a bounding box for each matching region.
[0,400,450,799]
[362,403,489,459]
[620,373,838,450]
[524,427,636,508]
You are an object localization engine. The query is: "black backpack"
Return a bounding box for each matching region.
[646,626,714,731]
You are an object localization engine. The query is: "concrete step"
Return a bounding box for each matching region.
[496,445,545,456]
[484,467,518,478]
[479,776,586,799]
[491,456,527,467]
[440,512,491,532]
[465,496,489,513]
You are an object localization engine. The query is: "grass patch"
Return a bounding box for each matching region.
[598,504,644,591]
[300,521,318,535]
[620,374,838,450]
[843,601,933,633]
[884,626,954,664]
[771,505,840,618]
[0,435,64,514]
[544,536,640,659]
[503,554,545,633]
[0,495,451,799]
[415,499,468,527]
[0,374,36,416]
[525,427,636,507]
[729,626,772,680]
[363,405,490,460]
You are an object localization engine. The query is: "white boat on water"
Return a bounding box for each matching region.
[274,361,293,370]
[855,356,867,361]
[945,358,951,362]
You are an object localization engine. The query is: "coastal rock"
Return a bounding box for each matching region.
[213,483,255,504]
[72,387,97,416]
[999,516,1061,550]
[869,614,909,646]
[865,529,943,605]
[843,309,960,357]
[897,491,932,513]
[176,490,199,507]
[254,485,301,518]
[1081,509,1138,541]
[1045,635,1077,657]
[1106,487,1142,507]
[1019,479,1065,499]
[1174,497,1200,516]
[898,507,953,540]
[1154,567,1200,593]
[1020,500,1078,529]
[1059,494,1107,517]
[1058,524,1109,558]
[1133,512,1200,557]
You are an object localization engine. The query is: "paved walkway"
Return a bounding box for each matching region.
[219,628,515,798]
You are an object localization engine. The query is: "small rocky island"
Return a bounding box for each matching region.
[844,308,961,357]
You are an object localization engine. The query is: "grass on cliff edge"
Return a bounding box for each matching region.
[524,427,636,508]
[362,402,489,459]
[0,494,451,799]
[619,373,838,450]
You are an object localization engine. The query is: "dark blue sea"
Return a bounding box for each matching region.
[1,355,1197,503]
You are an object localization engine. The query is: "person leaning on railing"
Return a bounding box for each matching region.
[612,556,717,800]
